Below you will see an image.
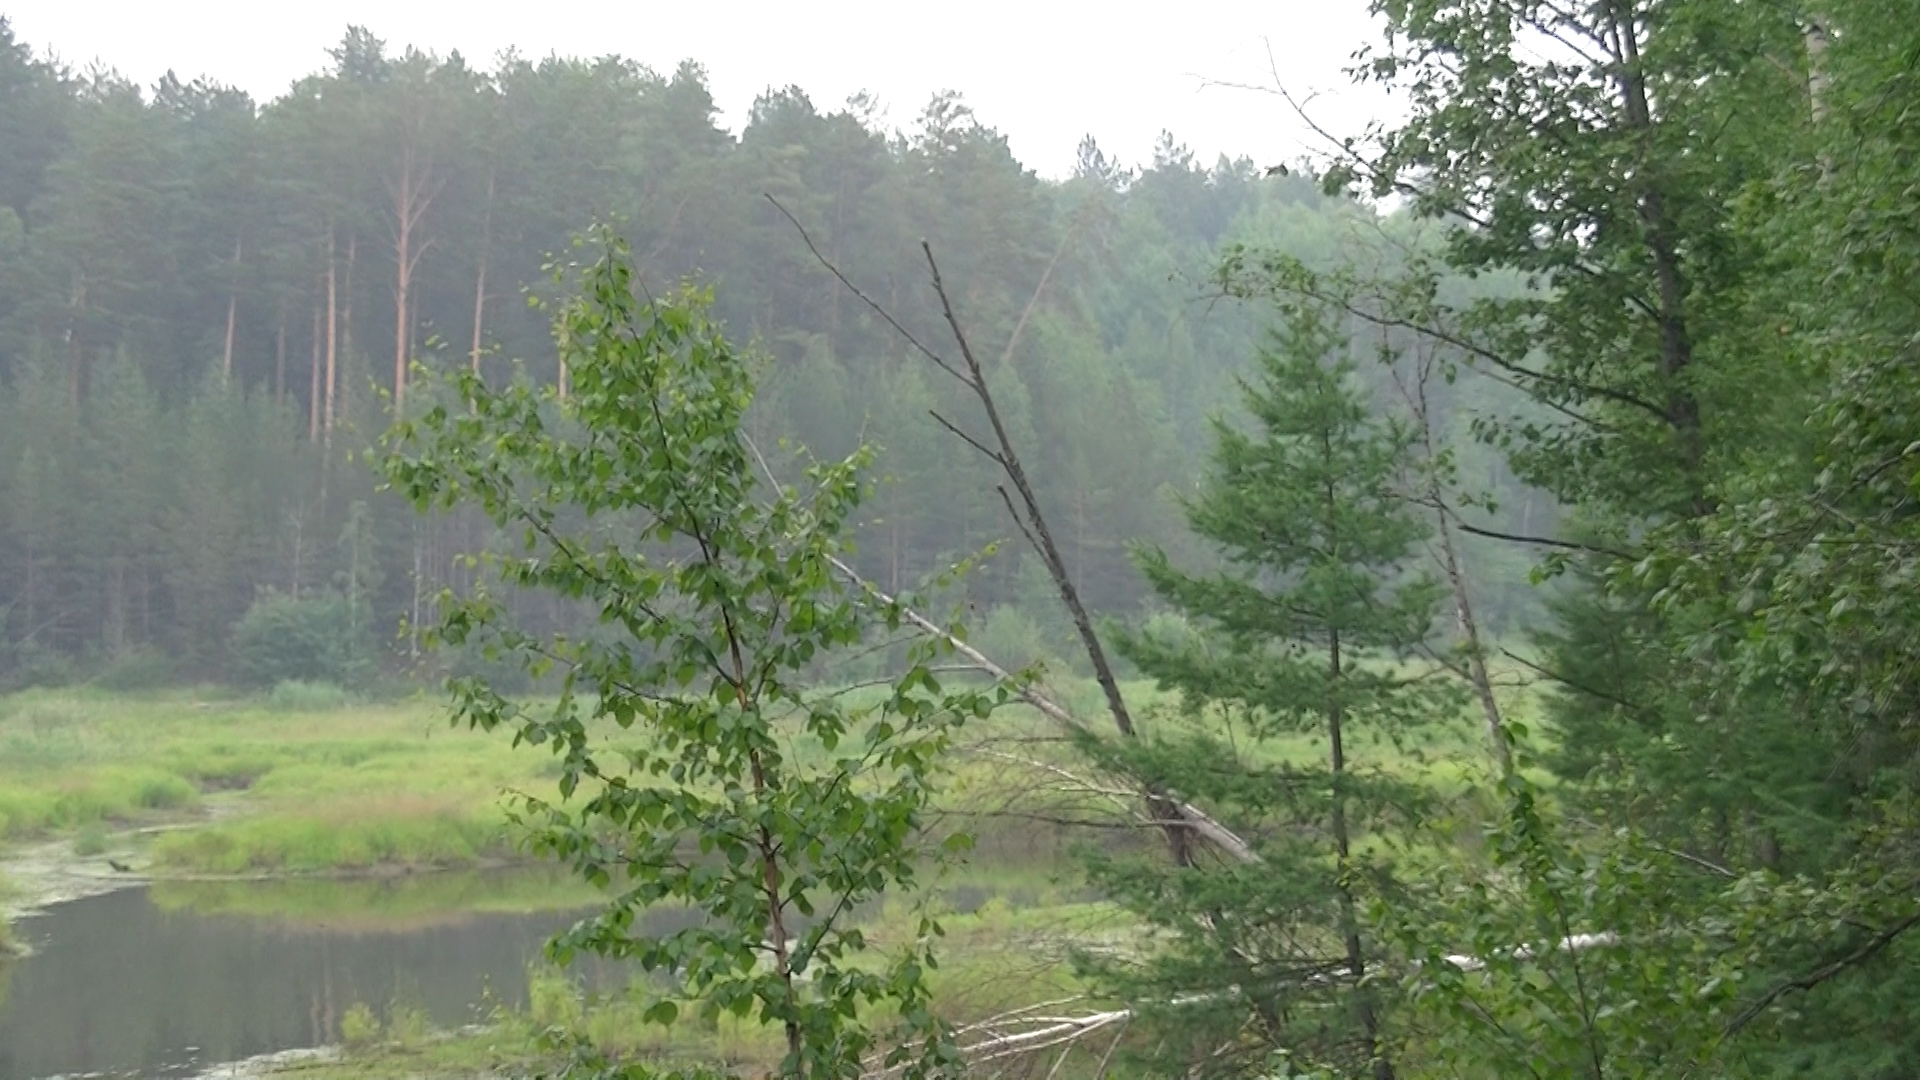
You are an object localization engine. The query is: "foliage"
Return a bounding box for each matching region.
[341,1002,382,1048]
[0,19,1548,686]
[229,592,366,688]
[93,647,178,691]
[384,231,1010,1077]
[1092,301,1453,1077]
[266,679,359,712]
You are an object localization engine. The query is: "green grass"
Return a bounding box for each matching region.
[0,686,548,868]
[0,669,1549,1076]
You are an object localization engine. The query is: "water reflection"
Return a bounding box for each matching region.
[0,875,621,1080]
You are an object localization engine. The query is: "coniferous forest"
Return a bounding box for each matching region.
[0,19,1549,690]
[5,1,1920,1077]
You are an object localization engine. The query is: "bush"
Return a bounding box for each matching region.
[528,966,584,1030]
[970,605,1065,676]
[0,642,77,692]
[132,772,197,810]
[267,680,357,712]
[73,824,109,857]
[340,1002,381,1047]
[95,647,179,691]
[229,592,367,688]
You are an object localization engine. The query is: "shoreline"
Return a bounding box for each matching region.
[0,816,531,956]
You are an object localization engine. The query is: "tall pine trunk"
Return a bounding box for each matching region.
[389,138,440,411]
[275,302,288,406]
[309,295,322,442]
[1327,627,1393,1080]
[341,234,356,430]
[324,228,338,446]
[470,170,494,375]
[221,235,241,380]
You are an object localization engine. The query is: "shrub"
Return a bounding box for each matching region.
[267,680,357,712]
[387,1003,432,1047]
[229,592,366,688]
[340,1002,382,1048]
[528,966,584,1030]
[132,772,196,810]
[74,824,109,857]
[970,604,1064,675]
[94,647,179,691]
[0,643,77,692]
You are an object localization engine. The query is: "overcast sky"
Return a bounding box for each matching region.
[4,0,1397,178]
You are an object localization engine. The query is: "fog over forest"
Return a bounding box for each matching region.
[3,4,1920,1079]
[0,19,1542,685]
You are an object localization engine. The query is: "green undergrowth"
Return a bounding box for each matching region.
[294,883,1133,1080]
[0,664,1544,875]
[148,866,604,927]
[150,804,517,873]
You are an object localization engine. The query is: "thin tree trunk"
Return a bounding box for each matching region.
[221,234,241,380]
[1405,355,1514,776]
[1804,13,1832,126]
[309,296,322,441]
[341,234,356,431]
[66,272,87,406]
[389,139,441,411]
[1327,627,1393,1080]
[470,170,494,374]
[289,509,305,599]
[1606,0,1703,483]
[324,228,338,446]
[408,525,423,660]
[275,303,288,406]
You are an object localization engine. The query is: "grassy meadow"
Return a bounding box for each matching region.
[0,664,1546,1074]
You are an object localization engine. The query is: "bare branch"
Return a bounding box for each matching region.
[926,409,1004,466]
[764,194,973,388]
[1725,911,1920,1035]
[1454,520,1637,560]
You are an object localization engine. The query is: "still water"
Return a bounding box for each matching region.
[0,877,619,1080]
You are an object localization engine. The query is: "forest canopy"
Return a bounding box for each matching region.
[0,17,1541,685]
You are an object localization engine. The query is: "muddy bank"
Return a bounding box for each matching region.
[0,837,151,937]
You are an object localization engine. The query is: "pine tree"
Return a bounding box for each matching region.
[1091,302,1450,1078]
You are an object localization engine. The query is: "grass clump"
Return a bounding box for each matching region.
[341,1002,382,1048]
[73,823,109,856]
[268,680,359,712]
[153,798,512,873]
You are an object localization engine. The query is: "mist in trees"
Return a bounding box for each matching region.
[0,17,1544,687]
[8,2,1920,1077]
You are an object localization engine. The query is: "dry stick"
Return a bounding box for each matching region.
[1723,911,1920,1037]
[921,236,1196,865]
[1395,339,1513,776]
[766,194,1248,866]
[740,432,1260,866]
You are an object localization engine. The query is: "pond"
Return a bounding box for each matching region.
[0,873,623,1080]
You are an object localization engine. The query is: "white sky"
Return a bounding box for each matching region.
[4,0,1396,178]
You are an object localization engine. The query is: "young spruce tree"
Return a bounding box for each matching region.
[1094,302,1448,1079]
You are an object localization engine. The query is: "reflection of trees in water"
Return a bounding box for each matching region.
[147,868,599,935]
[0,885,617,1080]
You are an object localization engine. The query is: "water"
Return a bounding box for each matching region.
[0,878,618,1080]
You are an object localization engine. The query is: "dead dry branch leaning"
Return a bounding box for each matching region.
[765,194,1257,868]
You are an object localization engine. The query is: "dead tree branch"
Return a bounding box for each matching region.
[769,194,1249,867]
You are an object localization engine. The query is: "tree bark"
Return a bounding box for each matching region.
[1606,0,1704,484]
[389,138,442,411]
[470,170,494,375]
[221,234,241,381]
[324,228,338,446]
[340,234,357,431]
[309,296,322,442]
